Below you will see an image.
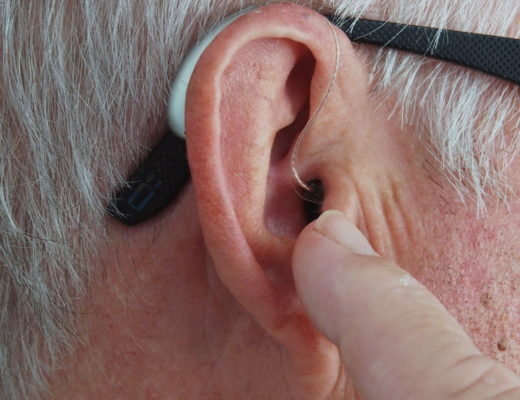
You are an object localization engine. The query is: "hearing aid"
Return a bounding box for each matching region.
[108,8,258,226]
[167,7,257,139]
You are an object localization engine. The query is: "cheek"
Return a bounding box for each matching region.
[401,210,520,373]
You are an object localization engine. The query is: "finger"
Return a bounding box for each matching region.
[293,210,520,400]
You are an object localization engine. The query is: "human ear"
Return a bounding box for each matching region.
[184,4,371,396]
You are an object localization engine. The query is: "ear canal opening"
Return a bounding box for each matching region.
[303,179,325,222]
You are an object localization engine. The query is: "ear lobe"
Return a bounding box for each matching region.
[185,4,347,394]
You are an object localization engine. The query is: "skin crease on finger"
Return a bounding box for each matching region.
[48,7,520,400]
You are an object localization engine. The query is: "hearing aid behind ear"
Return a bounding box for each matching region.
[108,8,255,226]
[168,8,255,139]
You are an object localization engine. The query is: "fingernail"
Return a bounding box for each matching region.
[314,210,377,256]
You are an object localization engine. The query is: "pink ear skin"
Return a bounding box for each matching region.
[184,4,356,397]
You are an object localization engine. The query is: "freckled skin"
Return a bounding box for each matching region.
[357,123,520,372]
[400,203,520,369]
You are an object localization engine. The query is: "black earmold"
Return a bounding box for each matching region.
[303,179,325,223]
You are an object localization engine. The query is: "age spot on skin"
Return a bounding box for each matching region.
[480,292,493,308]
[498,338,508,352]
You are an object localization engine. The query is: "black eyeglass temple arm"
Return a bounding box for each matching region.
[327,17,520,87]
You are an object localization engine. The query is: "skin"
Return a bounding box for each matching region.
[49,4,520,399]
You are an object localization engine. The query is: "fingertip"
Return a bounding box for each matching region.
[314,210,378,256]
[293,219,356,343]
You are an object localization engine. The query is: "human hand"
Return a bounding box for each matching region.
[293,210,520,399]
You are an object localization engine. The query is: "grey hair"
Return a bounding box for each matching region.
[0,0,518,399]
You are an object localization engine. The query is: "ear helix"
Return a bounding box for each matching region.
[108,8,256,227]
